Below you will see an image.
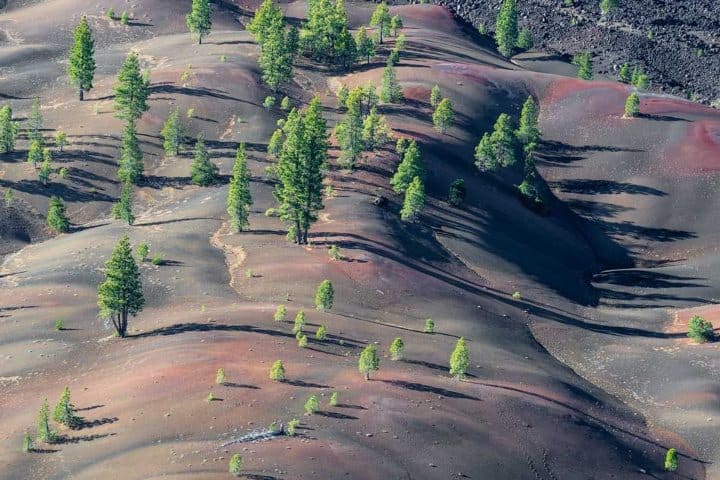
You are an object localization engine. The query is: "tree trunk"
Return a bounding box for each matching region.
[119,308,128,338]
[198,35,202,45]
[79,88,84,101]
[365,371,370,380]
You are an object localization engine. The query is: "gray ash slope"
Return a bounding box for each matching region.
[436,0,720,102]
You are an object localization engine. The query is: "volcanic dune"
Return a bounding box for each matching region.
[0,1,717,479]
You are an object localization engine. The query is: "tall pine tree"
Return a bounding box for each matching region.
[114,52,150,121]
[67,16,96,101]
[227,143,253,232]
[391,140,423,194]
[259,15,293,92]
[0,105,17,153]
[112,181,135,225]
[335,86,364,168]
[186,0,212,44]
[400,176,425,222]
[161,109,184,156]
[118,118,144,184]
[370,2,391,44]
[494,0,518,57]
[190,134,219,186]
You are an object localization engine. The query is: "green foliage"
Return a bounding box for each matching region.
[423,318,434,333]
[112,182,135,225]
[516,96,541,145]
[391,140,423,194]
[0,105,17,153]
[293,310,306,333]
[355,27,376,64]
[388,48,399,66]
[216,367,226,384]
[335,87,365,168]
[631,66,649,89]
[618,63,631,83]
[400,176,425,222]
[36,399,56,443]
[151,254,164,266]
[120,11,129,25]
[58,167,68,179]
[269,360,285,381]
[4,189,13,207]
[304,395,320,414]
[329,391,339,406]
[337,84,349,107]
[54,319,64,331]
[187,0,212,44]
[297,334,308,347]
[28,96,43,145]
[161,109,184,157]
[28,140,43,169]
[54,131,68,151]
[328,245,343,261]
[599,0,618,15]
[380,61,403,103]
[281,96,292,111]
[301,0,357,68]
[664,448,678,471]
[395,137,408,155]
[390,15,403,36]
[315,325,328,340]
[396,33,407,50]
[623,92,640,118]
[264,96,276,110]
[478,23,486,35]
[273,305,287,322]
[363,107,391,150]
[274,98,328,244]
[449,337,469,379]
[227,143,253,232]
[22,432,33,453]
[370,2,391,44]
[186,107,195,118]
[448,178,465,207]
[68,16,96,100]
[430,85,441,108]
[190,135,219,186]
[268,128,284,157]
[573,52,592,80]
[474,113,518,171]
[358,344,380,380]
[53,386,80,427]
[286,418,300,436]
[229,453,243,475]
[389,337,404,360]
[516,28,533,50]
[495,0,518,57]
[105,8,116,20]
[118,119,144,184]
[114,52,150,121]
[432,98,454,134]
[259,15,293,91]
[47,196,70,233]
[687,315,714,343]
[38,149,53,186]
[97,235,145,338]
[137,242,149,262]
[248,0,282,45]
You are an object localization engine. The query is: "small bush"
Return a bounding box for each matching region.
[281,96,291,110]
[328,245,342,261]
[137,242,149,262]
[219,55,227,62]
[286,418,300,436]
[389,337,404,360]
[186,108,195,118]
[263,96,276,110]
[206,392,216,402]
[664,448,678,471]
[245,268,253,278]
[216,368,226,385]
[304,395,319,414]
[264,207,280,217]
[329,391,339,406]
[274,305,287,322]
[269,360,285,381]
[54,319,64,331]
[105,8,116,20]
[151,254,164,266]
[120,11,129,25]
[687,315,714,343]
[22,432,33,453]
[293,311,306,333]
[59,167,68,179]
[297,334,308,348]
[229,453,243,475]
[324,184,336,198]
[423,318,435,333]
[315,325,327,341]
[512,291,521,300]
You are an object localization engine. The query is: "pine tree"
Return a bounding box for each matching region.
[337,84,349,108]
[247,0,282,45]
[516,96,540,145]
[161,109,184,156]
[38,148,52,186]
[114,52,150,121]
[362,107,391,150]
[358,344,380,380]
[27,140,42,168]
[53,386,79,427]
[390,15,403,36]
[28,97,43,145]
[22,432,33,453]
[302,0,356,67]
[599,0,618,16]
[516,28,533,50]
[55,131,68,152]
[400,176,425,222]
[259,15,292,92]
[430,85,441,108]
[67,16,96,101]
[315,279,334,311]
[268,128,284,157]
[118,118,144,184]
[389,337,404,360]
[448,178,465,207]
[391,140,423,194]
[380,61,403,103]
[36,400,56,443]
[370,2,391,44]
[0,105,17,153]
[432,98,454,134]
[395,137,408,155]
[623,92,640,118]
[227,143,253,232]
[97,235,145,338]
[304,395,319,414]
[274,97,328,244]
[664,448,678,471]
[273,304,287,322]
[269,359,285,381]
[293,310,306,333]
[449,337,469,379]
[190,135,219,186]
[229,454,243,475]
[335,87,364,168]
[495,0,518,57]
[315,325,327,340]
[355,27,376,64]
[618,63,631,83]
[186,0,212,44]
[112,181,135,225]
[47,196,70,233]
[573,52,592,80]
[475,113,518,171]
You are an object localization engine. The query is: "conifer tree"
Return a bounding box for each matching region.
[362,106,391,151]
[449,337,469,379]
[315,279,334,311]
[190,135,219,186]
[274,97,328,244]
[516,28,533,50]
[302,0,356,67]
[335,87,364,168]
[247,0,282,45]
[304,395,319,414]
[516,96,540,145]
[358,344,379,380]
[28,97,43,145]
[161,109,184,156]
[38,148,52,186]
[624,92,640,118]
[293,310,306,333]
[259,15,293,92]
[474,113,518,171]
[599,0,618,16]
[390,15,403,36]
[355,27,376,64]
[269,359,285,381]
[53,386,79,427]
[0,105,17,153]
[112,181,135,225]
[118,118,144,184]
[114,52,150,121]
[68,16,96,101]
[664,448,678,471]
[432,98,454,134]
[273,304,287,322]
[380,61,403,103]
[227,143,253,232]
[186,0,212,44]
[391,140,423,194]
[429,85,441,108]
[36,400,56,443]
[400,176,425,222]
[448,178,465,207]
[97,235,145,338]
[47,196,70,233]
[315,325,327,340]
[495,0,518,57]
[268,128,284,158]
[370,2,391,44]
[337,84,350,108]
[55,131,68,152]
[395,137,408,155]
[389,337,404,360]
[573,52,592,80]
[229,454,243,475]
[27,140,42,168]
[619,63,631,83]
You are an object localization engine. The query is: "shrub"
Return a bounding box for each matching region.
[120,11,129,25]
[186,107,194,118]
[389,337,404,360]
[687,315,714,343]
[229,453,243,475]
[304,395,319,414]
[281,96,291,110]
[105,8,116,20]
[216,368,226,385]
[315,325,327,341]
[36,400,56,443]
[263,96,276,110]
[59,167,68,179]
[151,254,164,266]
[297,334,308,348]
[423,318,434,333]
[293,311,306,333]
[516,28,533,50]
[358,344,380,380]
[328,245,343,261]
[206,392,216,402]
[329,391,339,406]
[448,179,465,207]
[54,319,64,331]
[664,448,678,471]
[273,305,287,322]
[220,55,227,62]
[624,92,640,118]
[53,386,79,427]
[449,337,469,379]
[22,432,33,453]
[269,360,285,381]
[286,418,300,436]
[315,280,334,311]
[512,291,521,300]
[137,242,149,262]
[245,268,253,278]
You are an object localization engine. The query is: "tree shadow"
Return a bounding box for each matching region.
[75,404,104,412]
[73,416,118,430]
[401,358,477,379]
[336,403,366,410]
[315,410,358,420]
[282,379,331,389]
[550,179,667,196]
[223,382,260,389]
[378,379,480,401]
